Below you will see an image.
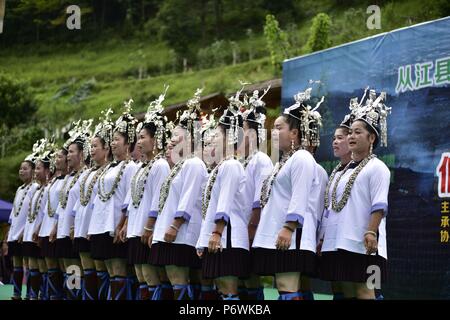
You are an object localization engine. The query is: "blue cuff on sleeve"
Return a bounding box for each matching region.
[148,210,158,218]
[214,212,230,224]
[371,202,388,216]
[175,210,191,222]
[71,210,76,218]
[285,213,304,227]
[121,203,129,210]
[252,200,261,209]
[55,214,59,220]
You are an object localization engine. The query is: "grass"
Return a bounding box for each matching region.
[0,0,442,127]
[0,284,333,300]
[33,57,274,123]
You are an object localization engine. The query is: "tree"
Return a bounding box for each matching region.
[305,13,332,53]
[263,14,291,71]
[0,73,37,129]
[156,0,202,61]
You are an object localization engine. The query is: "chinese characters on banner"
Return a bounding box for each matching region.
[396,56,450,93]
[437,153,450,243]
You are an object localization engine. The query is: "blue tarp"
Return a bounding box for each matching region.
[282,17,450,299]
[0,199,12,222]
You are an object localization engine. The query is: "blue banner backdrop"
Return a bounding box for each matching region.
[282,17,450,299]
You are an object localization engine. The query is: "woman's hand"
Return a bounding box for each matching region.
[163,227,177,243]
[248,224,257,246]
[118,225,127,243]
[275,227,293,251]
[364,233,378,255]
[147,233,154,248]
[113,227,123,244]
[208,233,222,254]
[197,249,204,258]
[141,229,152,245]
[49,228,56,243]
[316,239,324,256]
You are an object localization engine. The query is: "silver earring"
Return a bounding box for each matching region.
[291,139,295,151]
[369,143,373,155]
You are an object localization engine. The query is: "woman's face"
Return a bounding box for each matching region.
[272,116,297,153]
[19,161,33,183]
[241,121,258,155]
[111,132,129,158]
[167,126,186,162]
[55,149,67,171]
[137,128,155,156]
[332,128,351,159]
[67,143,82,170]
[90,137,108,164]
[348,120,376,155]
[202,130,217,165]
[35,161,49,182]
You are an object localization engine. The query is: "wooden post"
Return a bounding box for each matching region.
[0,0,5,34]
[183,58,187,73]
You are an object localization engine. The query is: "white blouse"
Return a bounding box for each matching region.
[252,150,322,253]
[310,163,328,247]
[153,157,208,247]
[23,184,49,243]
[88,161,138,236]
[321,157,390,259]
[56,171,88,239]
[73,168,102,239]
[242,152,274,223]
[196,158,247,250]
[126,158,170,238]
[39,176,66,237]
[7,183,39,242]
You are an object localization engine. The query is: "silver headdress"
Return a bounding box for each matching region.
[201,113,218,143]
[284,85,324,147]
[63,119,94,160]
[136,85,170,151]
[348,88,391,147]
[94,108,114,147]
[242,85,270,143]
[219,84,246,145]
[178,88,203,136]
[115,98,139,144]
[31,138,57,172]
[24,139,41,164]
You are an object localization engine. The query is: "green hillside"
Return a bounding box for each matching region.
[0,0,448,200]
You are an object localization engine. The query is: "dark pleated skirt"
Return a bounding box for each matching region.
[7,241,22,257]
[201,222,250,279]
[202,248,250,279]
[55,237,78,259]
[22,242,42,258]
[149,242,201,269]
[39,237,58,258]
[90,232,128,260]
[319,249,388,283]
[127,237,152,265]
[73,237,91,255]
[252,228,317,276]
